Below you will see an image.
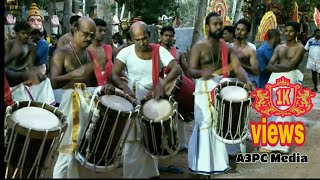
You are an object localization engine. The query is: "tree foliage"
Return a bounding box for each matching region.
[115,0,178,24]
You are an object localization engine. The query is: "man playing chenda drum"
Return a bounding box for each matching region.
[159,26,194,153]
[187,12,255,176]
[111,21,182,178]
[50,17,107,178]
[260,21,305,154]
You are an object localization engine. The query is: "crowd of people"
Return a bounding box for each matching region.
[4,3,320,179]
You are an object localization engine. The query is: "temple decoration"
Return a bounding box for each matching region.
[292,2,299,22]
[203,0,231,38]
[315,8,320,28]
[209,0,231,25]
[255,11,277,41]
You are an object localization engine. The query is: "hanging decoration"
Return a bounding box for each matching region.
[255,11,277,41]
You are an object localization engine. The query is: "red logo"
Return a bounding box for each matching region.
[250,76,316,117]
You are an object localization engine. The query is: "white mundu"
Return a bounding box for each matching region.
[116,44,174,178]
[188,77,230,175]
[10,78,55,105]
[53,85,99,178]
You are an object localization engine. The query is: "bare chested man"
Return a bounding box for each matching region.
[86,18,114,86]
[5,21,37,86]
[5,21,55,104]
[187,12,255,176]
[233,18,259,86]
[260,21,305,154]
[51,17,99,178]
[51,17,97,89]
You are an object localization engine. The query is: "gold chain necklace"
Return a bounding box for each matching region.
[69,42,83,66]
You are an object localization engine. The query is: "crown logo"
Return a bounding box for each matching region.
[275,76,291,86]
[251,76,316,117]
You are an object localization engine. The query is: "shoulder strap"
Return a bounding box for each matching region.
[150,43,161,89]
[102,44,113,83]
[87,48,104,86]
[220,39,229,78]
[4,74,14,106]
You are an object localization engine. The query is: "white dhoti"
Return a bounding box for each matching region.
[121,80,159,178]
[53,85,100,178]
[260,70,304,153]
[10,78,55,105]
[177,119,187,149]
[188,78,229,175]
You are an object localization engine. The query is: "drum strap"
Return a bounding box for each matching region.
[159,46,179,76]
[220,39,229,78]
[150,43,161,89]
[87,44,113,86]
[170,47,179,64]
[4,74,14,106]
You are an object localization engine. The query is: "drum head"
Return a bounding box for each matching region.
[142,99,172,122]
[11,107,61,131]
[100,95,134,112]
[220,86,248,101]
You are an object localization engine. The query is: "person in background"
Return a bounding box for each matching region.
[223,25,235,43]
[304,28,320,92]
[257,29,281,88]
[30,29,50,75]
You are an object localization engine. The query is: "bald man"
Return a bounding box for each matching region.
[111,21,182,178]
[51,17,99,178]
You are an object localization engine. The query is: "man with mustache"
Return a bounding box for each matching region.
[5,21,55,105]
[187,12,255,176]
[233,18,259,87]
[260,21,305,154]
[50,17,99,178]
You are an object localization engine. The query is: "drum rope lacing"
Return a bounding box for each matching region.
[5,103,67,179]
[5,101,65,179]
[142,96,179,158]
[213,82,252,144]
[27,130,49,178]
[80,93,138,170]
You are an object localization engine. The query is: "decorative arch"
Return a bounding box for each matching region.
[255,11,277,41]
[203,0,231,38]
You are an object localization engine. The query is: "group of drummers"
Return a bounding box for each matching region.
[4,10,307,178]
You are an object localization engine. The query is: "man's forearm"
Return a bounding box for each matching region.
[111,73,130,91]
[268,64,290,72]
[5,53,17,65]
[241,63,258,75]
[163,66,182,84]
[5,68,29,86]
[51,73,73,89]
[235,67,250,84]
